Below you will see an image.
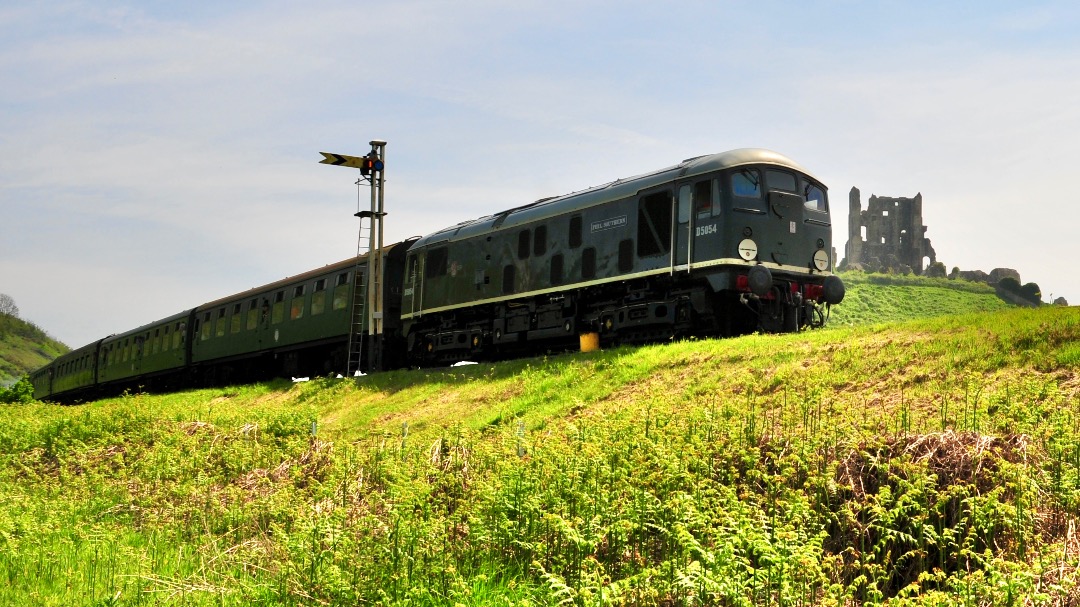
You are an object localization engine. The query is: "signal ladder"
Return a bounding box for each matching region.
[345,211,377,377]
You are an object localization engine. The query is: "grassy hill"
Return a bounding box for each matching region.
[828,271,1012,327]
[0,313,68,386]
[2,277,1079,605]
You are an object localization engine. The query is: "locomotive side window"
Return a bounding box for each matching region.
[517,230,531,260]
[426,247,448,279]
[618,239,634,272]
[533,225,547,257]
[502,265,516,294]
[551,253,564,285]
[582,247,597,279]
[569,216,583,248]
[732,169,761,198]
[803,182,827,212]
[766,170,797,193]
[637,192,672,257]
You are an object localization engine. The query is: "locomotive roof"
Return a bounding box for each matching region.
[411,148,821,248]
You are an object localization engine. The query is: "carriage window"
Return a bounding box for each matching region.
[803,182,827,212]
[272,291,285,324]
[175,322,184,348]
[732,169,761,198]
[247,299,259,329]
[231,303,242,333]
[201,312,212,341]
[766,170,797,193]
[311,279,326,315]
[291,285,306,320]
[216,308,227,337]
[333,273,350,311]
[637,192,672,257]
[569,216,583,248]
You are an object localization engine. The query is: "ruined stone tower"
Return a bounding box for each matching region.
[844,187,936,275]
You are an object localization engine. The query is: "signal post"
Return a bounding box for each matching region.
[319,140,388,374]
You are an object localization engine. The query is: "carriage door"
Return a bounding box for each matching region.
[675,183,694,271]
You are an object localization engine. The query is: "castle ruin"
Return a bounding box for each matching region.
[843,187,936,275]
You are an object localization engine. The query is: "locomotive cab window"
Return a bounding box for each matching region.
[803,181,827,213]
[678,181,717,223]
[732,169,762,199]
[765,170,797,193]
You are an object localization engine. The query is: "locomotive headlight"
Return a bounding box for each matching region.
[738,239,758,261]
[812,249,830,271]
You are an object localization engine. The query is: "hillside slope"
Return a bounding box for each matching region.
[2,304,1079,605]
[0,313,67,386]
[828,270,1012,327]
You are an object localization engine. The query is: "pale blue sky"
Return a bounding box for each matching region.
[3,1,1079,348]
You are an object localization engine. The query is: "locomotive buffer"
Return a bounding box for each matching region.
[319,141,387,376]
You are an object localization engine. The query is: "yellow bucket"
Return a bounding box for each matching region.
[579,332,600,353]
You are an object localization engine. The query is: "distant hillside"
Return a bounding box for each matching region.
[828,270,1012,327]
[0,313,68,386]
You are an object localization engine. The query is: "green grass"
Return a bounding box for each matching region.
[2,303,1079,605]
[828,271,1011,327]
[2,274,1074,605]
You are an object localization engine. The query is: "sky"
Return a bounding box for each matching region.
[2,1,1079,349]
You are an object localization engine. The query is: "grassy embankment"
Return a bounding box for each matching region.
[2,275,1078,605]
[0,313,68,386]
